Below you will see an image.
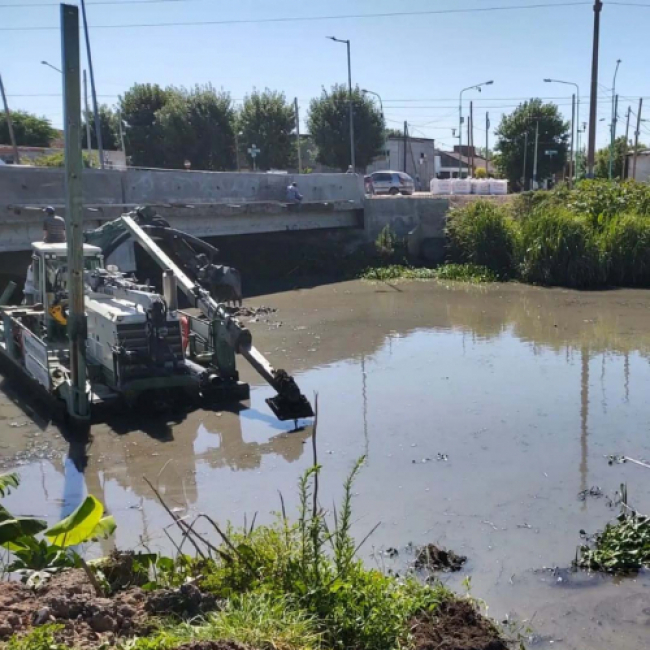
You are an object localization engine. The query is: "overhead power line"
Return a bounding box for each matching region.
[0,2,592,30]
[0,0,187,6]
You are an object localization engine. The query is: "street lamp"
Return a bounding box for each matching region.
[362,88,387,163]
[41,60,62,74]
[328,36,355,171]
[609,58,622,179]
[544,78,580,180]
[458,80,493,177]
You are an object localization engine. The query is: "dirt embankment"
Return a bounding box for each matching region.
[0,566,506,650]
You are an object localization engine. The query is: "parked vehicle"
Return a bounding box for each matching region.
[370,171,415,195]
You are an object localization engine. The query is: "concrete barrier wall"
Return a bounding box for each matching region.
[364,196,449,240]
[0,167,364,252]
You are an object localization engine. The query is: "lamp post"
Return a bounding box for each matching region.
[362,88,387,163]
[328,36,355,171]
[458,80,493,178]
[544,78,580,180]
[41,60,62,74]
[609,59,622,179]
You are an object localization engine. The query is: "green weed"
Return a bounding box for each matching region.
[360,265,437,281]
[446,200,518,278]
[435,264,498,283]
[518,207,602,288]
[5,625,66,650]
[599,213,650,286]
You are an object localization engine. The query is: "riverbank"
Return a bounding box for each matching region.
[0,464,506,650]
[2,279,650,649]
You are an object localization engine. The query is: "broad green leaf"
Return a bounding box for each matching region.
[0,520,24,545]
[45,495,104,547]
[90,516,116,541]
[0,473,20,498]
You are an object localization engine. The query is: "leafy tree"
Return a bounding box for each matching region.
[239,89,296,170]
[495,98,569,190]
[119,83,170,167]
[594,136,645,180]
[0,110,56,147]
[83,104,119,151]
[385,128,403,139]
[157,84,236,171]
[307,84,384,171]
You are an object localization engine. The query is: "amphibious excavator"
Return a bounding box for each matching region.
[0,207,313,424]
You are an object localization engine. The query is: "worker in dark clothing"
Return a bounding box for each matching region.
[43,206,66,243]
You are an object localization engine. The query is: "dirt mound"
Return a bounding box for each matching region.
[0,568,217,648]
[415,544,467,572]
[410,600,506,650]
[175,642,250,650]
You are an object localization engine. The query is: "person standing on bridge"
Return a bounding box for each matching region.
[286,182,303,204]
[42,206,66,244]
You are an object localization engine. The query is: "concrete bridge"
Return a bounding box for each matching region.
[0,166,365,253]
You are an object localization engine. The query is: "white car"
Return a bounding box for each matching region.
[370,170,415,195]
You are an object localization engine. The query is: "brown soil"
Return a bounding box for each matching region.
[0,568,216,649]
[410,600,507,650]
[415,544,467,572]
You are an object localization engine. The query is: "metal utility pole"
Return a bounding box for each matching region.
[469,100,475,176]
[608,58,622,179]
[83,70,92,155]
[117,109,126,161]
[633,97,643,179]
[532,121,540,189]
[587,0,603,177]
[544,78,581,178]
[403,121,408,173]
[0,74,20,164]
[61,3,90,421]
[327,36,355,170]
[623,105,631,178]
[362,88,387,162]
[79,0,104,169]
[522,131,529,190]
[570,94,576,184]
[486,112,490,177]
[458,79,494,178]
[294,98,302,174]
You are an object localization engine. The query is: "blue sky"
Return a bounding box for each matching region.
[2,0,649,151]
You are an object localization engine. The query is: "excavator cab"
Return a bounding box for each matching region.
[30,242,103,337]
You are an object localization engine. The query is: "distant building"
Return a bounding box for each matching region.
[625,150,650,182]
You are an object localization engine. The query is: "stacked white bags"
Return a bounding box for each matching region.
[489,180,508,195]
[430,178,453,195]
[471,180,490,195]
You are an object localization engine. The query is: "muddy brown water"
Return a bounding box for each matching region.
[2,279,650,649]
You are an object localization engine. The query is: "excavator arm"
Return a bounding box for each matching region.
[119,215,314,422]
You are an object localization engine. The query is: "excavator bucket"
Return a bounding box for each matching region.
[264,370,314,421]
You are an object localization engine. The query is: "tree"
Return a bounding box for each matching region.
[83,104,119,151]
[0,110,56,147]
[239,89,295,170]
[385,128,403,139]
[119,83,170,167]
[307,84,384,170]
[494,98,569,190]
[594,136,645,180]
[157,85,236,171]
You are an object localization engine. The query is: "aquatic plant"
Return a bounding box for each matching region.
[435,264,497,283]
[577,485,650,573]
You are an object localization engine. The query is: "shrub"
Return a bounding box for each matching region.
[446,200,517,278]
[599,214,650,286]
[519,207,602,288]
